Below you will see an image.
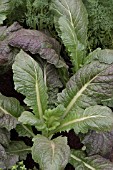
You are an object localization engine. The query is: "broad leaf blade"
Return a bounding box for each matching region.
[58,61,113,117]
[18,111,45,131]
[32,135,70,170]
[85,48,113,65]
[18,111,40,126]
[51,0,88,71]
[12,50,48,120]
[51,0,88,45]
[82,130,113,156]
[53,105,113,134]
[58,16,85,71]
[70,150,113,170]
[9,29,67,68]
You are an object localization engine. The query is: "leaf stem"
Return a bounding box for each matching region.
[22,124,35,137]
[6,148,31,154]
[70,154,96,170]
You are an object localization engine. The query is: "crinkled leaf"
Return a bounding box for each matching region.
[0,93,22,130]
[0,0,9,25]
[0,22,22,41]
[85,48,113,65]
[84,49,113,108]
[16,124,33,138]
[6,141,31,160]
[48,88,59,108]
[18,111,45,131]
[52,105,113,134]
[0,93,24,118]
[50,60,113,133]
[58,16,85,72]
[51,0,88,46]
[9,29,67,68]
[32,135,70,170]
[44,64,63,108]
[70,150,113,170]
[46,64,63,89]
[0,22,22,74]
[0,108,18,130]
[51,0,88,71]
[18,111,40,126]
[44,105,66,131]
[0,144,19,169]
[1,155,19,169]
[0,40,18,74]
[13,50,48,120]
[58,61,113,117]
[0,128,10,147]
[82,130,113,156]
[0,144,7,160]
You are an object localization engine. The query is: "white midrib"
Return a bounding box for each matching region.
[64,0,74,27]
[59,115,106,130]
[62,75,98,118]
[71,154,96,170]
[51,141,55,163]
[35,76,43,121]
[0,106,10,115]
[34,64,43,121]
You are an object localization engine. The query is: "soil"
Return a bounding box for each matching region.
[0,69,83,169]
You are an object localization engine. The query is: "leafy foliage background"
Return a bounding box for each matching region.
[83,0,113,50]
[6,0,54,30]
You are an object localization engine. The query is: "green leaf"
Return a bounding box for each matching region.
[6,141,31,160]
[44,105,66,131]
[82,130,113,156]
[51,0,88,71]
[12,50,48,120]
[0,93,24,118]
[18,111,40,126]
[53,105,113,134]
[85,49,113,65]
[70,150,113,170]
[32,135,70,170]
[16,124,33,138]
[58,61,113,117]
[18,111,45,131]
[0,0,9,25]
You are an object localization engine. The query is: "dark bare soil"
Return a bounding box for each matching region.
[0,69,83,170]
